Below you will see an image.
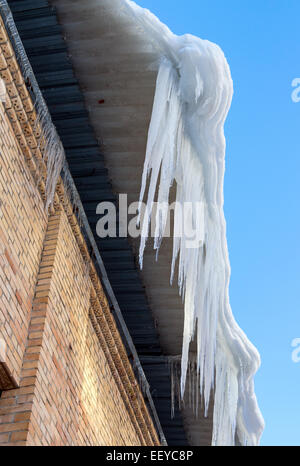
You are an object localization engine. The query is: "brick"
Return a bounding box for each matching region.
[14,412,31,422]
[0,413,14,423]
[0,433,10,443]
[20,377,36,388]
[0,422,29,433]
[1,386,34,398]
[10,431,28,442]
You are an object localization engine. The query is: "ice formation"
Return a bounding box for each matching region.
[121,0,264,446]
[0,77,6,103]
[1,0,65,209]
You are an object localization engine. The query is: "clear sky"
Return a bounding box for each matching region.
[135,0,300,446]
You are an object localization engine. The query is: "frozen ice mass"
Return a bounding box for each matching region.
[118,0,264,446]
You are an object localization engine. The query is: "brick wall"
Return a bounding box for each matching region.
[0,15,159,446]
[0,97,47,387]
[0,212,144,445]
[25,210,142,446]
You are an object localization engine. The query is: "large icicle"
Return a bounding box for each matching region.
[121,0,264,445]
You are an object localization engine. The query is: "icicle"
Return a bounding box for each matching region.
[0,1,65,209]
[168,354,200,417]
[168,355,182,418]
[122,0,265,446]
[0,78,5,103]
[170,359,175,419]
[212,346,238,446]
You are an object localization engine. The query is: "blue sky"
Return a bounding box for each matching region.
[135,0,300,446]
